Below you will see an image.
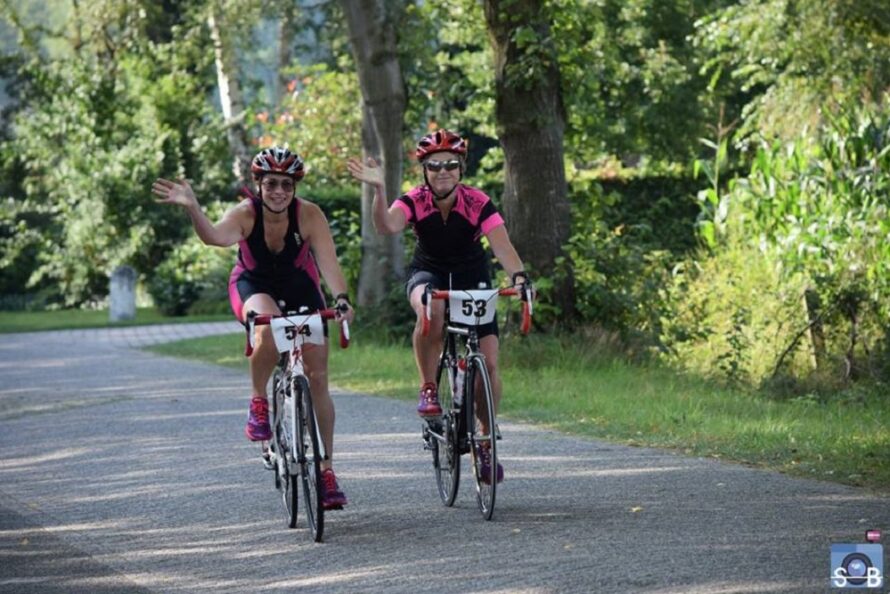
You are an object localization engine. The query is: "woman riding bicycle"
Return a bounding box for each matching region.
[347,129,531,483]
[152,146,354,509]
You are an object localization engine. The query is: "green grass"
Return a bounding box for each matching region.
[148,327,890,493]
[0,307,230,333]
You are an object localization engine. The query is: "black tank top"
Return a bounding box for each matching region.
[235,197,317,280]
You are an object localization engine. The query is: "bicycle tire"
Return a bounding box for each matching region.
[294,375,324,542]
[280,373,300,528]
[432,351,460,506]
[467,355,497,520]
[271,368,285,491]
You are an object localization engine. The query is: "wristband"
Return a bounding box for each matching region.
[511,271,529,285]
[334,292,351,305]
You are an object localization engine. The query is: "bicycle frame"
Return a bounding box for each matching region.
[249,307,345,469]
[421,284,532,519]
[245,307,348,541]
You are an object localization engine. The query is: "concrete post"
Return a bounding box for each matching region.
[109,265,137,322]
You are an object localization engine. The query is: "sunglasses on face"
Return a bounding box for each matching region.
[261,179,295,193]
[424,159,461,172]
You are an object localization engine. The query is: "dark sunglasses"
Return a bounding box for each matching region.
[261,179,295,192]
[424,159,461,172]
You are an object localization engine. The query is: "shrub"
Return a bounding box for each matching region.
[148,239,233,317]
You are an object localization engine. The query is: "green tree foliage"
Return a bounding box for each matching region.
[248,63,363,295]
[695,0,890,145]
[672,99,890,385]
[553,0,726,167]
[1,0,233,308]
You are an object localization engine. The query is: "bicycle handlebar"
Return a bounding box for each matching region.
[420,286,532,337]
[244,308,350,356]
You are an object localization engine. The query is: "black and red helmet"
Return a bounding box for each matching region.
[415,129,468,161]
[250,147,305,181]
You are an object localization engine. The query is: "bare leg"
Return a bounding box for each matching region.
[242,294,282,397]
[409,285,445,386]
[476,334,501,437]
[302,344,335,472]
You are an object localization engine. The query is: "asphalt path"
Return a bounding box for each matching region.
[0,323,887,593]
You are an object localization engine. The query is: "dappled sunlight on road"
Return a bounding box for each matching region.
[0,329,886,593]
[0,447,94,469]
[558,465,690,478]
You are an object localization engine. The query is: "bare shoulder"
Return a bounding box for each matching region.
[226,197,254,215]
[222,198,256,238]
[298,198,330,237]
[299,198,327,223]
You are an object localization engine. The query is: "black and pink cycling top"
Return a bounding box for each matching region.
[395,184,505,274]
[232,196,320,285]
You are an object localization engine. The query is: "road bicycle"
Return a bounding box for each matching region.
[245,307,349,542]
[420,284,532,520]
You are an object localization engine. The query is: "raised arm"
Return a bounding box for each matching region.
[346,157,407,235]
[151,178,248,247]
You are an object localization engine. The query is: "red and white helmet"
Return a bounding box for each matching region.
[415,129,468,161]
[250,147,305,181]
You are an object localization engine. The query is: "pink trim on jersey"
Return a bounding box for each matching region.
[293,248,321,286]
[228,264,246,322]
[238,241,257,270]
[401,185,503,234]
[290,199,321,285]
[480,212,504,235]
[401,186,438,222]
[394,199,413,221]
[454,186,504,237]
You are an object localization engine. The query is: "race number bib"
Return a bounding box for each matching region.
[270,314,325,352]
[448,290,499,326]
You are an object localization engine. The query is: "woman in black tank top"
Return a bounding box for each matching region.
[152,146,354,510]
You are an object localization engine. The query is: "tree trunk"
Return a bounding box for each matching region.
[339,0,406,306]
[208,6,251,186]
[482,0,575,318]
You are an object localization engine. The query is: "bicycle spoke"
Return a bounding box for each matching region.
[432,347,460,506]
[468,357,497,520]
[296,376,324,542]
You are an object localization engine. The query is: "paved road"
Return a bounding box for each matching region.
[1,323,887,593]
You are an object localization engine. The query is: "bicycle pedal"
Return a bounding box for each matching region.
[261,453,274,470]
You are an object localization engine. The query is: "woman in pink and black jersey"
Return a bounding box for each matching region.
[348,129,532,484]
[152,147,354,510]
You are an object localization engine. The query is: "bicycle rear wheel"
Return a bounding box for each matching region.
[277,373,300,528]
[432,352,460,506]
[467,356,497,520]
[294,375,324,542]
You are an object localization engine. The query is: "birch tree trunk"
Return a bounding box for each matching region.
[208,5,251,186]
[482,0,575,318]
[340,0,406,307]
[276,2,298,103]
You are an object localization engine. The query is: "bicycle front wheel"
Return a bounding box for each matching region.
[467,356,497,520]
[277,373,299,529]
[432,353,460,506]
[294,375,324,542]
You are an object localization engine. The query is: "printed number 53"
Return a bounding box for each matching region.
[461,299,487,318]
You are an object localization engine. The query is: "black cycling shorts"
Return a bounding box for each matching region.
[229,266,326,329]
